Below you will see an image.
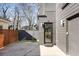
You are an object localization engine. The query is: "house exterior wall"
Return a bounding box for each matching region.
[38,18,46,44]
[68,18,79,55]
[38,3,56,45]
[56,3,79,55]
[0,21,9,29]
[38,3,45,15]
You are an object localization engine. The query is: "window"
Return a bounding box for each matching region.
[0,25,3,30]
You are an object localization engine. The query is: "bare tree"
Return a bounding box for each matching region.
[19,4,34,30]
[0,4,9,19]
[14,6,20,30]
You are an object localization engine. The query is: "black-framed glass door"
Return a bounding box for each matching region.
[44,22,53,44]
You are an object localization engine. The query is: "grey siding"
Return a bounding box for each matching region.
[68,18,79,56]
[38,3,56,45]
[56,3,79,55]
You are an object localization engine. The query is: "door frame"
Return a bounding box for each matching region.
[66,20,69,55]
[44,22,53,44]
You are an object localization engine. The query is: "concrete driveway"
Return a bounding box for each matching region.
[0,41,66,56]
[0,42,40,56]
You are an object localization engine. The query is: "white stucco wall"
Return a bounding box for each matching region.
[0,19,10,29]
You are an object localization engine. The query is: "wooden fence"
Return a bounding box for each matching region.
[0,29,18,48]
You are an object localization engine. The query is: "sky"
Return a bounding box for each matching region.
[0,3,39,28]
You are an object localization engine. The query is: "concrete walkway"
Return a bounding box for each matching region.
[0,42,66,56]
[40,45,66,56]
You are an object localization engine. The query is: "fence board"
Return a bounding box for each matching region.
[0,29,18,48]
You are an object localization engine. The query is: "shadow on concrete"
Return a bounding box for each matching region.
[0,42,40,56]
[18,30,37,41]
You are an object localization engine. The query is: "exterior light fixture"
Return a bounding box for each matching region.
[40,23,43,27]
[60,20,65,27]
[40,23,44,28]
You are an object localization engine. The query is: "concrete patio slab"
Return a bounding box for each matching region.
[40,45,66,56]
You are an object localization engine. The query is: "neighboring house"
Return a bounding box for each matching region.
[21,26,30,30]
[0,18,11,30]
